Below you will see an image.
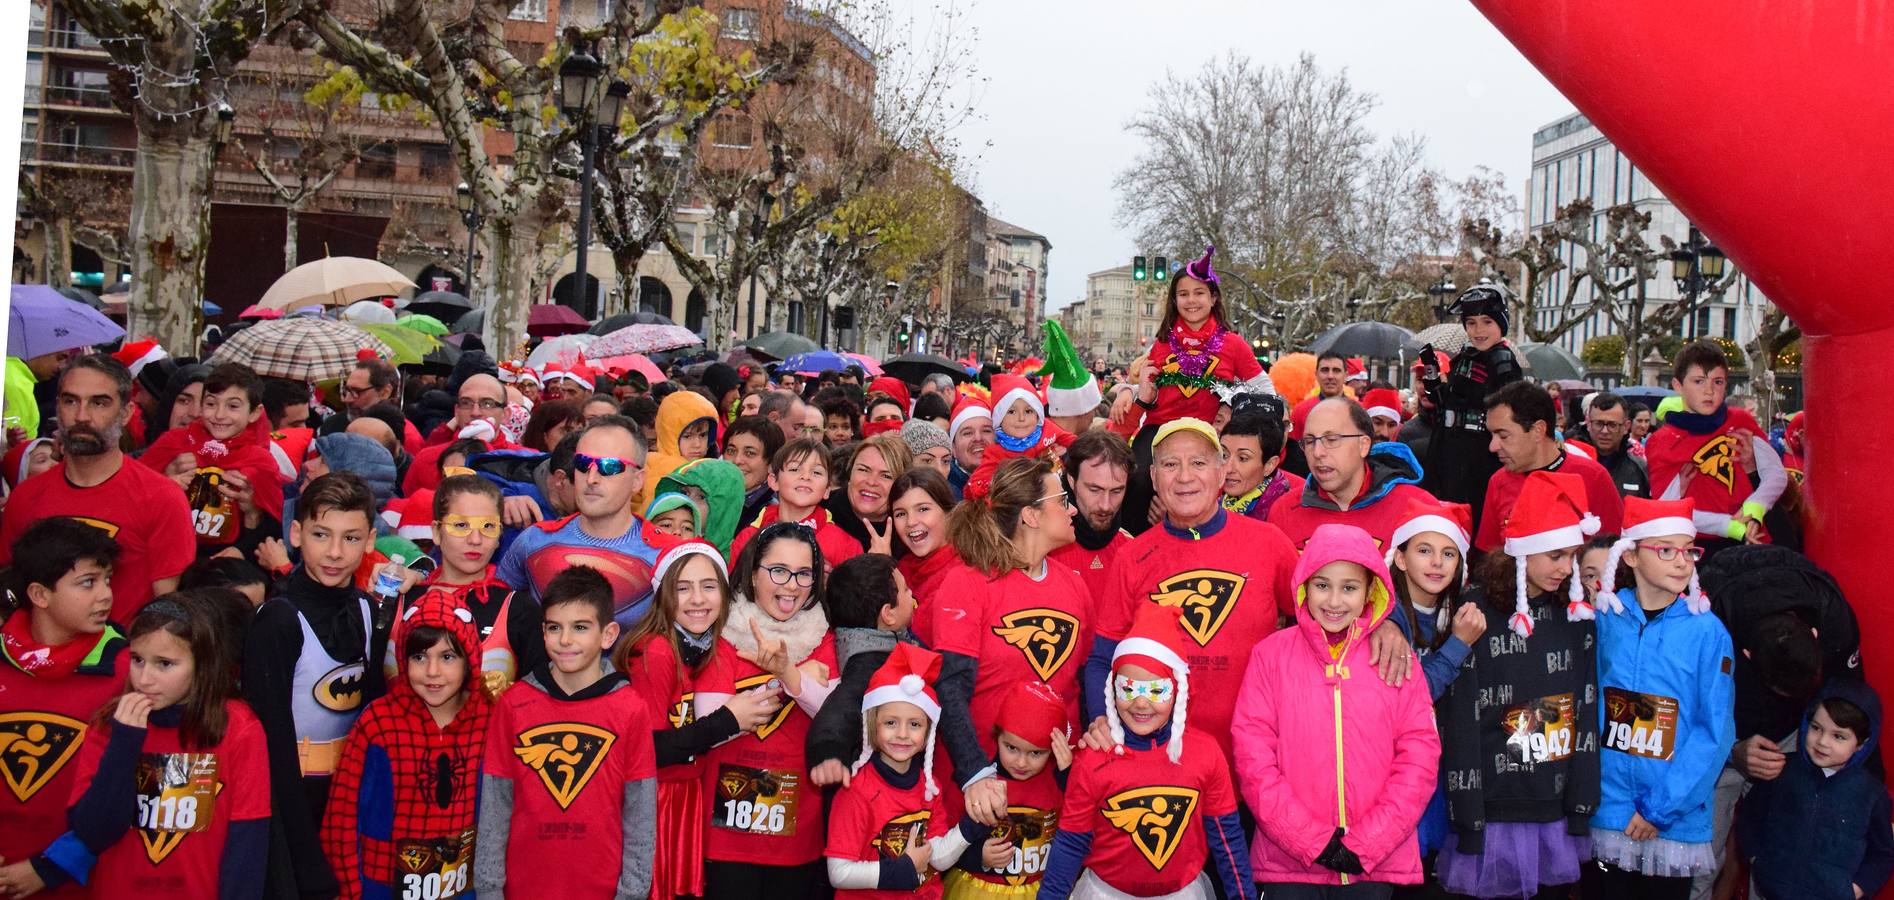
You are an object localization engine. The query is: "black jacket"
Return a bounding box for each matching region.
[1704,545,1863,742]
[1576,437,1650,498]
[806,627,910,769]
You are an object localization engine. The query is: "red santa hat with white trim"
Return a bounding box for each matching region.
[853,643,945,797]
[516,366,543,388]
[545,360,598,392]
[1362,388,1403,426]
[1106,604,1193,763]
[949,393,993,439]
[652,539,727,585]
[1596,497,1707,616]
[1500,470,1601,637]
[988,373,1043,422]
[1385,497,1475,626]
[379,489,436,541]
[111,338,167,379]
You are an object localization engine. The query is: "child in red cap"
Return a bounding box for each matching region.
[942,680,1075,898]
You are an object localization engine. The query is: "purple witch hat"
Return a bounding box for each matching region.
[1182,245,1219,285]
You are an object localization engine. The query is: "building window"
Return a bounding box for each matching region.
[1723,308,1737,341]
[722,7,759,40]
[1695,307,1712,338]
[508,0,546,20]
[711,115,753,149]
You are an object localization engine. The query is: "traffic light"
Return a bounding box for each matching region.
[1153,255,1169,282]
[1132,255,1148,281]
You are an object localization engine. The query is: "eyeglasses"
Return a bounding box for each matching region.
[1033,490,1071,508]
[340,383,375,398]
[761,565,816,587]
[1588,420,1627,432]
[1298,433,1368,451]
[438,515,502,539]
[1637,543,1704,562]
[1113,676,1173,702]
[455,397,505,412]
[573,453,637,476]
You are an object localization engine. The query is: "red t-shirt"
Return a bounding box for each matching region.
[68,702,271,900]
[930,565,1093,757]
[482,676,657,897]
[1141,328,1264,427]
[824,761,951,900]
[1645,408,1765,516]
[730,505,863,571]
[1474,452,1626,552]
[952,766,1064,887]
[0,460,195,621]
[700,634,839,867]
[896,546,963,648]
[622,633,709,783]
[1264,481,1440,552]
[1094,514,1298,764]
[1047,531,1131,608]
[1061,731,1239,896]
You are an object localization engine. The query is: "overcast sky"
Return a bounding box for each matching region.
[943,0,1577,311]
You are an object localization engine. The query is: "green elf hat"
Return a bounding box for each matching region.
[1037,320,1101,417]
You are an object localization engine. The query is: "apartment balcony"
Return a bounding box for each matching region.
[43,27,108,56]
[35,85,119,114]
[30,141,135,170]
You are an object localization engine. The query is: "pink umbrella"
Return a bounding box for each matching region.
[239,304,285,320]
[596,353,668,384]
[845,353,883,376]
[527,304,590,337]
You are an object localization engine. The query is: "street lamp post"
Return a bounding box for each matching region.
[556,49,626,320]
[455,182,481,299]
[816,233,838,347]
[1670,225,1727,339]
[744,190,776,338]
[1426,265,1457,322]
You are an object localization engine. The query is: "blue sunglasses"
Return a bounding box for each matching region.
[573,453,635,477]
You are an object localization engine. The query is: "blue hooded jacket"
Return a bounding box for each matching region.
[1739,679,1894,900]
[1594,586,1735,843]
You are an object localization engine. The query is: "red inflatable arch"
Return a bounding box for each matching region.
[1472,0,1894,745]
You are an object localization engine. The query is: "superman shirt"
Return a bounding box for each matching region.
[930,565,1093,757]
[494,514,672,632]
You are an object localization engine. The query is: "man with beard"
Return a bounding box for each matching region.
[0,355,194,620]
[1047,429,1132,604]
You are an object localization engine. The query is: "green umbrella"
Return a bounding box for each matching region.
[357,323,439,366]
[396,313,449,336]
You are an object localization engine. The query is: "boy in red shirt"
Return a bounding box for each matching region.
[0,520,125,895]
[474,565,656,898]
[141,363,289,558]
[730,437,863,568]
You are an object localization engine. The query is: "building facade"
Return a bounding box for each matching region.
[1527,111,1776,355]
[1075,264,1162,366]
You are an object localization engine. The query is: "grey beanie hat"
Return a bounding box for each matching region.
[900,418,950,458]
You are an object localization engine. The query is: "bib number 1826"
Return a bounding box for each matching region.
[721,798,787,833]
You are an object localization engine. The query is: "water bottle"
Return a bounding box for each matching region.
[373,555,407,602]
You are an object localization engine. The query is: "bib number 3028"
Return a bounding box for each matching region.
[401,863,468,900]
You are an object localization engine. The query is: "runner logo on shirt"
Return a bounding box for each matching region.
[871,810,932,858]
[1159,355,1221,399]
[0,711,85,801]
[1692,434,1738,491]
[1149,570,1247,646]
[735,673,795,740]
[670,692,696,730]
[314,661,368,713]
[512,723,615,809]
[1102,786,1200,869]
[64,516,121,538]
[992,609,1080,680]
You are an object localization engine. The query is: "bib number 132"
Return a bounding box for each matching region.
[721,798,787,833]
[401,863,468,900]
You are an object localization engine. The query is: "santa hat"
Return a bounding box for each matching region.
[1362,388,1403,425]
[1037,321,1101,417]
[652,539,726,586]
[949,395,992,439]
[989,373,1043,421]
[379,490,436,541]
[2,437,52,488]
[1106,604,1192,763]
[1288,396,1320,442]
[516,367,543,388]
[550,361,598,392]
[867,376,913,414]
[111,339,167,380]
[1385,498,1475,617]
[853,643,945,797]
[1596,497,1707,616]
[993,680,1070,751]
[1344,358,1368,383]
[496,361,520,384]
[1500,470,1601,636]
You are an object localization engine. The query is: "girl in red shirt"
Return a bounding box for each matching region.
[66,590,270,900]
[889,468,962,647]
[942,680,1076,899]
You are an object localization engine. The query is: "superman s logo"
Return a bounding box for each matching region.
[735,673,794,740]
[1149,569,1246,646]
[992,609,1080,680]
[1692,434,1738,490]
[512,723,614,809]
[1101,786,1199,869]
[314,662,367,713]
[0,712,86,802]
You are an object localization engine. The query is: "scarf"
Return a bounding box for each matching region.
[1070,511,1122,552]
[896,544,963,603]
[287,567,372,663]
[142,415,287,521]
[1,613,101,677]
[722,593,830,666]
[675,622,717,665]
[995,421,1045,453]
[1164,318,1228,378]
[1664,406,1729,436]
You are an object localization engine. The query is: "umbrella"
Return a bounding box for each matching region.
[206,317,392,382]
[238,305,283,320]
[588,323,703,357]
[779,350,851,374]
[341,299,398,325]
[8,285,126,358]
[403,290,473,319]
[1401,322,1469,356]
[1308,321,1415,359]
[396,314,449,336]
[356,323,439,367]
[258,256,415,311]
[526,334,595,369]
[597,353,668,384]
[844,352,882,376]
[739,331,819,360]
[403,342,463,377]
[589,310,677,335]
[527,304,590,338]
[881,352,971,384]
[56,286,102,309]
[1516,342,1587,381]
[102,281,130,295]
[202,299,223,317]
[1614,385,1677,405]
[1549,378,1595,392]
[452,308,483,336]
[725,348,764,370]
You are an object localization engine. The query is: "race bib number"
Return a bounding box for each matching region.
[396,832,474,900]
[1603,687,1679,760]
[712,763,799,836]
[186,468,236,543]
[1503,693,1576,765]
[985,807,1058,884]
[134,751,221,863]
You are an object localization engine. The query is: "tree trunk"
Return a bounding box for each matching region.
[284,203,301,270]
[127,124,215,352]
[43,217,72,290]
[478,219,539,360]
[613,251,639,317]
[1622,285,1649,382]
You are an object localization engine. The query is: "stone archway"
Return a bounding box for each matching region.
[552,273,602,320]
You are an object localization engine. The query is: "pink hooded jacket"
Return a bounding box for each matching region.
[1229,523,1441,886]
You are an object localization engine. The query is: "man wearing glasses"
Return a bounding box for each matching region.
[405,374,515,495]
[1265,397,1438,550]
[1576,392,1651,499]
[495,414,672,631]
[1473,380,1625,552]
[321,358,422,453]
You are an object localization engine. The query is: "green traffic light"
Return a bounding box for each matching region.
[1132,255,1148,281]
[1153,255,1169,281]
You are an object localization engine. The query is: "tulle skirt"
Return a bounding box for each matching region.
[1436,821,1590,898]
[653,777,707,899]
[1589,827,1718,879]
[942,870,1041,899]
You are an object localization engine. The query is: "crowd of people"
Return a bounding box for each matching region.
[0,245,1865,900]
